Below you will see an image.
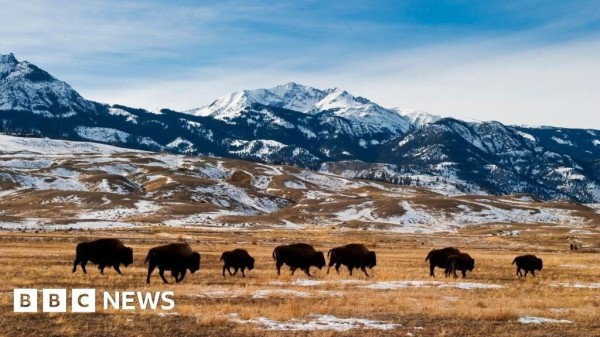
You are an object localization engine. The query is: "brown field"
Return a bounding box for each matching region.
[1,225,599,337]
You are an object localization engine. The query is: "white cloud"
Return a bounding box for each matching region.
[80,36,600,129]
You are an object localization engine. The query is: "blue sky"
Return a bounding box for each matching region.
[1,0,599,128]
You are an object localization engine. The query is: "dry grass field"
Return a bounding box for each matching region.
[1,225,599,337]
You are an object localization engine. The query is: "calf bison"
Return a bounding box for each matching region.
[145,243,201,284]
[72,238,133,275]
[272,243,325,277]
[425,247,460,277]
[445,253,475,278]
[327,243,377,277]
[220,249,255,277]
[513,254,543,277]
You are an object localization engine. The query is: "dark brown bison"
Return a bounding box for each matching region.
[272,243,325,277]
[327,243,377,277]
[513,254,543,277]
[425,247,460,277]
[220,249,255,277]
[145,243,201,284]
[72,238,133,275]
[444,253,475,278]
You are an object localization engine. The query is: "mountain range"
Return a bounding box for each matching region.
[1,53,599,202]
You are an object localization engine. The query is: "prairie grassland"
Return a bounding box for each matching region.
[0,226,599,337]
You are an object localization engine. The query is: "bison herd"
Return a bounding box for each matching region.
[72,239,543,283]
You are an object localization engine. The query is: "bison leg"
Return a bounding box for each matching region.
[461,270,467,278]
[327,262,333,274]
[159,268,169,284]
[241,268,246,277]
[276,262,283,275]
[72,258,80,273]
[531,269,535,277]
[176,269,187,283]
[516,268,522,277]
[304,267,312,277]
[232,267,239,276]
[99,264,106,274]
[80,261,88,274]
[290,266,298,275]
[524,269,529,277]
[361,266,370,277]
[335,263,341,274]
[113,264,122,275]
[146,263,156,284]
[347,266,353,276]
[430,264,436,277]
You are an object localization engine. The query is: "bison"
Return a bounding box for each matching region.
[220,249,255,277]
[425,247,460,277]
[272,243,325,277]
[145,243,201,284]
[444,253,475,278]
[72,238,133,275]
[513,254,543,277]
[327,243,377,277]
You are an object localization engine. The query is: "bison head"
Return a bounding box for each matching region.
[314,252,326,269]
[367,251,377,269]
[535,258,543,271]
[120,247,134,267]
[467,257,475,271]
[247,256,255,270]
[188,252,201,273]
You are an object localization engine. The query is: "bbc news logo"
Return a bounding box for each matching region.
[14,289,175,313]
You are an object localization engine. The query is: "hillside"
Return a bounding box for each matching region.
[0,134,598,232]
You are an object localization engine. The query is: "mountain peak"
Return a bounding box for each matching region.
[0,52,95,117]
[187,83,412,133]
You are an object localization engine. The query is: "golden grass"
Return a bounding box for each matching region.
[1,227,599,337]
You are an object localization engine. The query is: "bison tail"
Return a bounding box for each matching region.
[512,257,517,265]
[327,249,333,259]
[425,252,431,262]
[272,247,278,261]
[220,252,226,262]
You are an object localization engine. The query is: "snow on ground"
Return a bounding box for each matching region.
[283,180,306,189]
[0,134,137,154]
[363,281,503,290]
[229,313,400,331]
[0,220,135,231]
[79,200,159,221]
[0,158,53,169]
[551,282,600,289]
[517,316,573,324]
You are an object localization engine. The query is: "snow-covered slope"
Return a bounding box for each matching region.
[0,53,96,118]
[394,108,442,126]
[1,134,597,232]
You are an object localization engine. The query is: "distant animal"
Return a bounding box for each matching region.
[425,247,460,277]
[444,253,475,278]
[512,254,543,277]
[327,243,377,277]
[72,238,133,275]
[272,243,326,277]
[145,243,201,284]
[220,249,255,277]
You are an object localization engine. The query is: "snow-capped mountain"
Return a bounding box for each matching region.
[394,109,442,126]
[1,53,600,202]
[0,53,98,118]
[188,82,412,134]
